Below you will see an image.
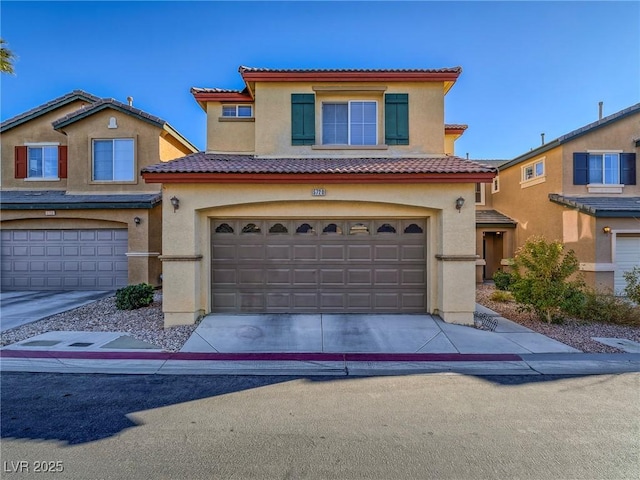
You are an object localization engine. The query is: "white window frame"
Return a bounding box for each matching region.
[24,142,59,181]
[321,100,378,146]
[91,138,136,183]
[475,182,485,205]
[491,175,500,194]
[221,104,253,118]
[586,150,622,186]
[520,157,546,188]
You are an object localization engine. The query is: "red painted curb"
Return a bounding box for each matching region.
[0,350,522,362]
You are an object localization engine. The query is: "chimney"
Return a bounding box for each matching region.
[598,101,603,120]
[541,133,545,145]
[127,96,133,106]
[466,152,469,160]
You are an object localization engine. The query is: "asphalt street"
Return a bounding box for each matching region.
[1,372,639,479]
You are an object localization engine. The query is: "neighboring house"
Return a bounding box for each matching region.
[490,103,640,293]
[473,159,517,283]
[0,90,197,291]
[142,66,495,327]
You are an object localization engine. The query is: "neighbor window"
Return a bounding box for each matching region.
[222,105,252,118]
[322,101,377,146]
[521,158,545,186]
[28,145,58,179]
[475,183,485,205]
[92,139,135,182]
[491,176,500,193]
[588,153,620,184]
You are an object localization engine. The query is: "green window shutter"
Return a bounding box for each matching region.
[385,94,409,145]
[291,94,315,145]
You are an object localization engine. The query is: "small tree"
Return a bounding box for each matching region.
[0,38,16,75]
[623,267,640,305]
[510,236,585,323]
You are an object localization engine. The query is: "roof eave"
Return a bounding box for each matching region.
[142,171,495,184]
[53,103,165,131]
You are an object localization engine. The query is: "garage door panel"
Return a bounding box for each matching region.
[211,219,426,313]
[615,236,640,292]
[1,229,128,291]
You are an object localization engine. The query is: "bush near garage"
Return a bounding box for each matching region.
[623,267,640,305]
[510,236,585,324]
[115,283,155,310]
[566,288,640,327]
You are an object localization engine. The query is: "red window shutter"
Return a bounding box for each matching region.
[58,146,68,178]
[14,146,27,178]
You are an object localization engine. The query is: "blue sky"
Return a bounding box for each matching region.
[1,1,638,159]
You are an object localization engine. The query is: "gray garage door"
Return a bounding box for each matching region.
[1,229,128,291]
[211,219,427,313]
[614,235,640,294]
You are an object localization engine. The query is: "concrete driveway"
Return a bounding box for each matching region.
[0,291,114,332]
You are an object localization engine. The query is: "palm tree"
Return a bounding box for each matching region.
[1,38,16,75]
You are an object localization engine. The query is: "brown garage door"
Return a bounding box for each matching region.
[211,219,426,313]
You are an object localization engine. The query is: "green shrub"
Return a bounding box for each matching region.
[510,236,585,323]
[492,270,514,291]
[490,290,513,303]
[115,283,155,310]
[623,267,640,305]
[571,288,640,326]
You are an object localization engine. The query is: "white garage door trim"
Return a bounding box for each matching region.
[614,235,640,294]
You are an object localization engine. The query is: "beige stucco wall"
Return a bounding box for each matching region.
[159,181,477,327]
[202,82,446,157]
[159,131,196,161]
[444,134,457,156]
[205,103,255,153]
[58,109,162,193]
[1,100,91,189]
[561,112,640,196]
[492,147,565,249]
[0,205,163,286]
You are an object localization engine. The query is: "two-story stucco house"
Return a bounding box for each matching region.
[0,91,197,290]
[490,103,640,293]
[142,66,495,327]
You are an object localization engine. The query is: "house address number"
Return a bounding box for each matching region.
[312,188,326,197]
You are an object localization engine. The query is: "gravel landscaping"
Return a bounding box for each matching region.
[2,286,639,353]
[0,292,196,352]
[477,283,640,353]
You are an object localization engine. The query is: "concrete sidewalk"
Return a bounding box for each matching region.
[1,305,639,376]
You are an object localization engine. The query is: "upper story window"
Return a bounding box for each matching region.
[92,138,135,182]
[491,176,500,193]
[222,105,252,118]
[14,144,67,181]
[28,145,58,179]
[573,151,636,188]
[520,158,545,188]
[475,183,485,205]
[322,101,377,146]
[291,93,408,147]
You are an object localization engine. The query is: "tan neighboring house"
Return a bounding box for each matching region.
[489,103,640,293]
[0,90,197,291]
[142,66,495,327]
[473,159,517,283]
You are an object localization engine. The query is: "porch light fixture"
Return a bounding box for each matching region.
[455,197,465,212]
[602,226,611,234]
[134,216,141,226]
[170,196,180,212]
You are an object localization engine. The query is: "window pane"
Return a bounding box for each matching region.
[43,146,58,177]
[535,162,544,177]
[222,106,235,117]
[237,105,252,117]
[113,139,134,181]
[604,153,619,184]
[28,147,43,177]
[350,101,376,145]
[588,154,603,184]
[94,140,113,180]
[475,183,482,203]
[322,103,348,144]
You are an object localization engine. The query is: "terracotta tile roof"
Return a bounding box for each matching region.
[142,152,496,175]
[445,124,468,130]
[239,66,462,75]
[191,87,246,94]
[549,194,640,217]
[0,90,100,133]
